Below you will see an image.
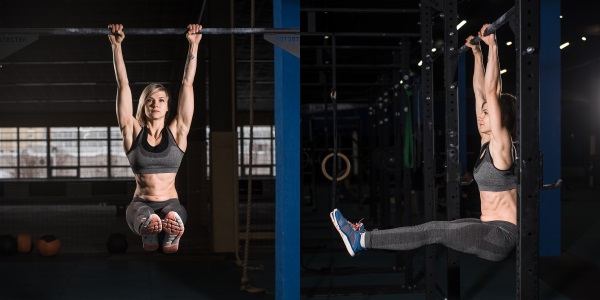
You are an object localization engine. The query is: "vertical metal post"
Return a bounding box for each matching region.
[330,35,338,211]
[381,90,392,226]
[209,0,238,253]
[393,52,403,224]
[420,1,437,299]
[273,0,300,298]
[515,0,541,298]
[443,0,461,298]
[401,38,416,288]
[369,104,379,222]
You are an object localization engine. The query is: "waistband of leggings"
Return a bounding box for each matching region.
[131,197,179,204]
[486,220,517,235]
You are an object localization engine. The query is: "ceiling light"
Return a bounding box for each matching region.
[560,42,570,49]
[500,69,507,74]
[418,60,423,66]
[506,41,513,46]
[324,35,329,40]
[582,37,587,41]
[457,20,467,30]
[432,48,437,52]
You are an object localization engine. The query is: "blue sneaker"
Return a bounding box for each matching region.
[330,208,366,256]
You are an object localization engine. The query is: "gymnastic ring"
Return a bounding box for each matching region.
[321,152,351,182]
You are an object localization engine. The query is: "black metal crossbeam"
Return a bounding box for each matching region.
[0,27,299,35]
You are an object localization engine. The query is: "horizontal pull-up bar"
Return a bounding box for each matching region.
[458,6,516,54]
[301,8,420,14]
[0,27,299,35]
[0,28,416,38]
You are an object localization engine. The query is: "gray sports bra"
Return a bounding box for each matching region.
[126,127,184,174]
[473,142,518,191]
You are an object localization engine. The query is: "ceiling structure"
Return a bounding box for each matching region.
[1,0,597,117]
[0,0,276,115]
[300,0,597,109]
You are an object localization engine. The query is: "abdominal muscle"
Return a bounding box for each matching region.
[479,189,517,225]
[133,173,178,201]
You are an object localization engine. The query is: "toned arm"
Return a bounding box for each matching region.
[169,24,202,152]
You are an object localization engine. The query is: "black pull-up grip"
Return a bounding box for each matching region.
[458,6,516,54]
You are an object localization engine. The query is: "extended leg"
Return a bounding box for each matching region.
[366,218,516,261]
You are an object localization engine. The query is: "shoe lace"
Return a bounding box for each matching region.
[349,218,365,233]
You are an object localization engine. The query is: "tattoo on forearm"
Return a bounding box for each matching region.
[183,55,193,75]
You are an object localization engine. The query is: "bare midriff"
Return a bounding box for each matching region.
[133,173,178,202]
[479,188,517,225]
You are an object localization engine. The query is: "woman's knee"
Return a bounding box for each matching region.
[162,203,187,223]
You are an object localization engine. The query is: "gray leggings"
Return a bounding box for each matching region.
[365,218,517,261]
[125,198,187,236]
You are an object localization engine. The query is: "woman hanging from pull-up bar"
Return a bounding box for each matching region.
[330,24,518,262]
[108,23,202,253]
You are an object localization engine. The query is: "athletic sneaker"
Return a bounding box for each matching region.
[329,208,366,256]
[162,211,185,254]
[139,214,162,251]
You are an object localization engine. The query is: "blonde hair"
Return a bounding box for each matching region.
[136,83,171,126]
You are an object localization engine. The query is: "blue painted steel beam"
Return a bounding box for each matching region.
[539,0,561,257]
[273,0,300,299]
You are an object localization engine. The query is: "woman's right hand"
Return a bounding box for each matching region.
[108,24,125,45]
[478,24,496,47]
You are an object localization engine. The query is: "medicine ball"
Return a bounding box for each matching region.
[0,234,17,256]
[38,235,61,257]
[17,234,33,253]
[106,233,128,254]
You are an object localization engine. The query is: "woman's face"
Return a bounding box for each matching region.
[144,90,169,120]
[478,102,490,134]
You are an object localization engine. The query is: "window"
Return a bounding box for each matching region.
[238,125,276,177]
[0,125,276,179]
[0,127,132,179]
[206,125,276,178]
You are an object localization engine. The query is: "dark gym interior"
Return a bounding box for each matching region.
[1,0,599,299]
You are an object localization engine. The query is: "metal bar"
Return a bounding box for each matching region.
[516,0,541,298]
[0,80,275,87]
[392,54,405,284]
[302,82,395,87]
[0,27,298,35]
[458,6,516,54]
[302,64,406,70]
[301,8,420,13]
[0,59,274,65]
[301,45,403,50]
[0,28,421,37]
[444,0,461,298]
[301,32,420,37]
[399,37,415,289]
[420,1,437,299]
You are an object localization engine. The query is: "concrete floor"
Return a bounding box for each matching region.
[0,184,598,299]
[300,184,599,299]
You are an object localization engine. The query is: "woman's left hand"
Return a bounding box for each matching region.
[186,24,203,45]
